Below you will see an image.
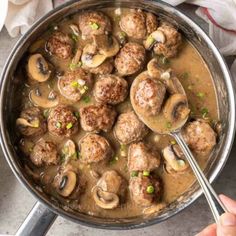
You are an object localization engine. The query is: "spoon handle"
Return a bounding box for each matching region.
[172,132,227,222]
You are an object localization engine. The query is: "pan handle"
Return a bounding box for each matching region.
[15,201,57,236]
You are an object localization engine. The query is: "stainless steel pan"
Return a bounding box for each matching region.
[0,0,235,235]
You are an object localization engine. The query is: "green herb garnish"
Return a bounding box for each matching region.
[196,92,205,98]
[181,72,189,79]
[66,122,73,129]
[201,107,209,118]
[89,22,100,30]
[71,81,79,88]
[146,185,155,194]
[171,140,176,145]
[56,121,62,128]
[166,122,172,129]
[83,96,91,103]
[74,111,80,118]
[143,171,150,177]
[43,109,50,118]
[71,33,78,42]
[69,61,82,70]
[109,156,119,165]
[131,171,138,177]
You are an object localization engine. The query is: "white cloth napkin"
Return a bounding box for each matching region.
[162,0,236,78]
[4,0,53,37]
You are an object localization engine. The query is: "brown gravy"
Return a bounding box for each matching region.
[15,8,218,218]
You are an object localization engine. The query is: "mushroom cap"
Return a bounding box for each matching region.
[92,186,119,209]
[27,54,51,82]
[53,170,77,197]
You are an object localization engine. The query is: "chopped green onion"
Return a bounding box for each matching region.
[146,185,155,194]
[74,111,80,118]
[131,171,138,177]
[71,81,79,88]
[160,56,170,65]
[143,171,150,177]
[166,122,172,129]
[66,122,73,129]
[109,156,119,165]
[83,96,90,103]
[69,61,82,70]
[196,92,205,98]
[56,121,62,128]
[43,109,50,118]
[83,85,89,91]
[180,72,189,79]
[120,144,126,151]
[71,33,78,42]
[89,22,100,30]
[201,107,209,118]
[147,35,155,45]
[171,140,176,145]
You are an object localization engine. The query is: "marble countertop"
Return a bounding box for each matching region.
[0,4,235,236]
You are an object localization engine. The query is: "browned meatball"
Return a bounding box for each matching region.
[153,22,182,58]
[182,120,216,155]
[88,58,113,75]
[120,10,158,39]
[134,77,166,115]
[113,111,149,144]
[97,170,126,197]
[129,173,162,207]
[58,69,92,102]
[115,42,146,76]
[46,31,72,59]
[128,142,160,172]
[48,105,78,137]
[16,107,47,137]
[30,139,59,166]
[94,74,128,105]
[78,11,112,39]
[79,104,116,132]
[79,133,112,164]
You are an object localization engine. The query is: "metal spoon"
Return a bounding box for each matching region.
[130,71,227,222]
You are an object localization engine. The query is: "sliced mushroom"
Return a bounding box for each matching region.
[81,44,106,68]
[163,94,190,122]
[162,144,188,173]
[29,89,59,108]
[16,117,40,128]
[27,54,52,82]
[147,58,164,79]
[54,170,77,197]
[61,139,77,163]
[92,186,119,209]
[71,48,82,66]
[144,30,166,50]
[93,35,120,57]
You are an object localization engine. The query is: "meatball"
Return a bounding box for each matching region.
[78,11,112,39]
[58,68,92,102]
[128,142,160,172]
[30,139,59,166]
[16,107,46,137]
[97,170,126,197]
[94,74,128,105]
[134,78,166,115]
[129,173,162,207]
[113,111,149,144]
[79,133,112,164]
[153,22,182,58]
[88,58,113,75]
[79,104,116,132]
[182,120,216,155]
[48,105,78,137]
[115,42,146,76]
[46,31,72,59]
[120,10,158,39]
